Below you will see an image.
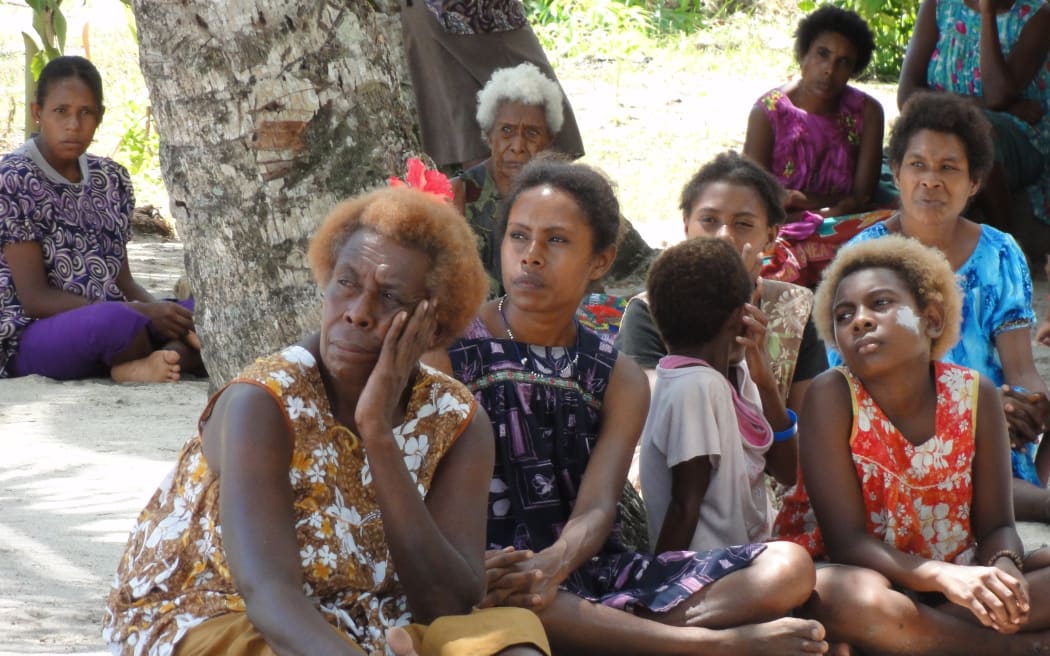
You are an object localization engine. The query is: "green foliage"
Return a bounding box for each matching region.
[799,0,920,80]
[524,0,742,54]
[112,99,164,202]
[23,0,66,79]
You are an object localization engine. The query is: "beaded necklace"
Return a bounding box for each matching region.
[497,294,580,373]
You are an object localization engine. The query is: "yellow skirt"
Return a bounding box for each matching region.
[173,607,550,656]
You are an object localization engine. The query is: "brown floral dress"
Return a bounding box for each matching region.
[102,345,476,655]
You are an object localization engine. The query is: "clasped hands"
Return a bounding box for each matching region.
[1001,386,1050,450]
[481,546,562,612]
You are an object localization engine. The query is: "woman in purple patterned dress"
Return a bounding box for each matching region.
[0,56,201,382]
[744,6,884,220]
[442,156,828,656]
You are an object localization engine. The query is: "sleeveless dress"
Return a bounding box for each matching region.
[102,345,476,655]
[756,85,869,197]
[926,0,1050,225]
[774,363,978,565]
[448,318,764,614]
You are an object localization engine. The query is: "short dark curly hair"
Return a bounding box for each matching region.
[498,153,622,254]
[308,187,487,345]
[679,151,788,227]
[888,91,995,184]
[795,4,876,77]
[647,237,752,351]
[814,234,962,361]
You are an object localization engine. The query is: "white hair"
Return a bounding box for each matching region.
[475,62,565,141]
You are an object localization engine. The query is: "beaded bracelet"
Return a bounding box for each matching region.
[985,549,1025,572]
[773,409,798,442]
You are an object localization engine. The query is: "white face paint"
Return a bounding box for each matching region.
[895,305,921,334]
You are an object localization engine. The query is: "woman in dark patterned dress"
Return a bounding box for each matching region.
[0,56,200,382]
[442,156,829,655]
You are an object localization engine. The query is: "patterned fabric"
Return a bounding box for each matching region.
[0,140,133,378]
[774,363,979,565]
[102,346,476,656]
[577,293,629,345]
[926,0,1050,224]
[448,318,764,613]
[459,162,503,297]
[762,210,893,288]
[830,222,1036,386]
[760,279,814,402]
[423,0,528,35]
[756,85,870,196]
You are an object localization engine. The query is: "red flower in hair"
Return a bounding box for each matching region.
[389,157,454,202]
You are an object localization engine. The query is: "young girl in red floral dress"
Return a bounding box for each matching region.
[774,234,1050,654]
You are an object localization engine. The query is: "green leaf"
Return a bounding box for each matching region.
[52,6,66,51]
[30,50,47,79]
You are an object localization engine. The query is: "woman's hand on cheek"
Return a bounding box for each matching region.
[355,299,438,437]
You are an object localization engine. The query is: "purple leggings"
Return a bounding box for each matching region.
[9,300,193,380]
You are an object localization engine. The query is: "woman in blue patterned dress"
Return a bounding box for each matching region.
[898,0,1050,233]
[828,92,1050,523]
[0,56,200,382]
[443,156,829,656]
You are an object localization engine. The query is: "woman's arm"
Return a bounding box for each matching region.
[743,103,775,172]
[996,327,1050,482]
[2,241,92,317]
[203,384,365,656]
[498,353,650,611]
[897,0,940,108]
[825,96,884,217]
[355,301,490,621]
[978,1,1050,110]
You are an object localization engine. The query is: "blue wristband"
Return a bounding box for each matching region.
[773,409,798,442]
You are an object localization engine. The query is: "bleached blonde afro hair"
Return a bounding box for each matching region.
[813,234,963,361]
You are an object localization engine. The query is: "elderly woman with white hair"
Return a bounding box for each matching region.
[451,62,570,294]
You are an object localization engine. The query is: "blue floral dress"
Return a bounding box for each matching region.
[926,0,1050,224]
[448,318,764,614]
[829,223,1039,483]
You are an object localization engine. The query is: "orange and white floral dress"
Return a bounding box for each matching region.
[102,345,476,655]
[774,362,978,565]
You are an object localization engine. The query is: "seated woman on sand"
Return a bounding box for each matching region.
[102,185,549,655]
[0,56,201,383]
[776,235,1050,654]
[744,5,891,287]
[441,156,829,656]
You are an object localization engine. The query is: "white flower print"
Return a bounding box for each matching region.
[282,345,316,367]
[286,396,307,420]
[402,435,429,472]
[910,437,953,475]
[270,370,294,388]
[372,560,387,587]
[436,391,470,416]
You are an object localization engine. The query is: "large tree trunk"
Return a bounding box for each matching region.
[130,0,417,385]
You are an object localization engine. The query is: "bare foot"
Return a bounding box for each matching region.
[385,626,419,656]
[718,618,828,655]
[184,330,202,350]
[111,350,181,383]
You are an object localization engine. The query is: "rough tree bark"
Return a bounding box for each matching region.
[130,0,416,385]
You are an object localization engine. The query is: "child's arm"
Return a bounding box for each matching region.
[653,458,712,553]
[738,302,796,485]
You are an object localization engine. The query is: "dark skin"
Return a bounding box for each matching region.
[886,129,1050,516]
[744,31,884,218]
[201,230,493,654]
[450,185,829,656]
[8,74,198,378]
[897,0,1050,231]
[798,268,1050,653]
